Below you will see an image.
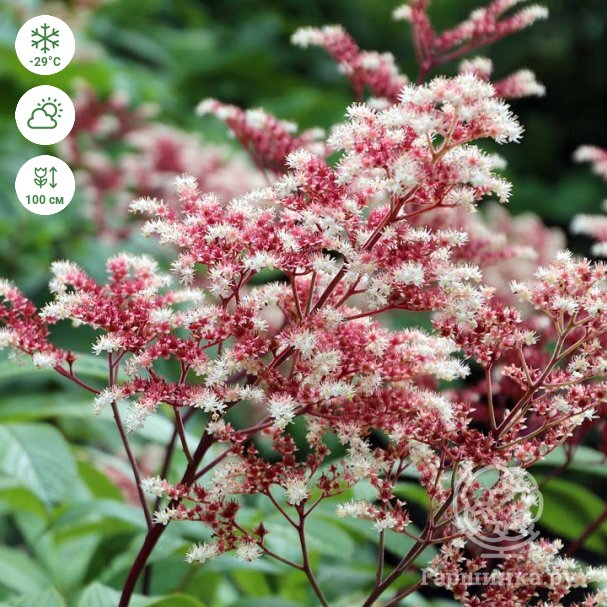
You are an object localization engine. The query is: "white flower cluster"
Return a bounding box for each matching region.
[236,542,263,562]
[141,475,166,498]
[267,394,299,429]
[92,333,124,356]
[91,386,124,415]
[190,388,226,414]
[283,476,309,506]
[185,542,219,564]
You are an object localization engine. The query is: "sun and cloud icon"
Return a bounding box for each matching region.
[27,97,63,129]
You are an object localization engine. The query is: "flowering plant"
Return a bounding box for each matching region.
[2,1,607,606]
[60,85,262,239]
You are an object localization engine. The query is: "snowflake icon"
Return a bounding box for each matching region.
[31,23,60,55]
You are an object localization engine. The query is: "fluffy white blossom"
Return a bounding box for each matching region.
[191,389,227,414]
[236,542,263,562]
[141,476,166,498]
[268,394,298,429]
[284,476,309,506]
[92,386,124,415]
[185,542,220,564]
[92,334,124,356]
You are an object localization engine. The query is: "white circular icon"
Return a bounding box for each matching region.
[15,85,75,146]
[15,156,75,215]
[15,15,75,75]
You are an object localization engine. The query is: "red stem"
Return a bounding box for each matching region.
[119,433,214,606]
[567,502,607,557]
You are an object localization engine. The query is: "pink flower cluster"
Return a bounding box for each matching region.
[570,145,607,456]
[459,56,546,99]
[196,99,326,175]
[575,145,607,181]
[572,146,607,257]
[60,86,262,238]
[290,0,557,309]
[427,538,607,607]
[0,279,65,369]
[291,25,409,103]
[295,0,548,94]
[394,0,548,78]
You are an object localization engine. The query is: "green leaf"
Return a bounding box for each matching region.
[316,564,375,588]
[0,423,79,505]
[51,499,147,540]
[0,377,195,450]
[68,403,197,448]
[70,355,114,381]
[399,596,459,607]
[6,510,100,592]
[98,532,190,585]
[539,478,607,553]
[231,569,272,597]
[8,588,66,607]
[0,359,39,382]
[76,460,124,501]
[182,570,221,606]
[76,584,124,607]
[227,600,299,607]
[0,392,196,447]
[0,478,47,517]
[304,517,356,561]
[146,595,206,607]
[317,512,436,566]
[76,583,205,607]
[0,546,51,594]
[534,445,607,476]
[203,555,281,575]
[43,535,102,594]
[393,483,431,510]
[0,394,93,423]
[0,354,106,382]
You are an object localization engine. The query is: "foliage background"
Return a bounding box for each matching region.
[0,1,606,606]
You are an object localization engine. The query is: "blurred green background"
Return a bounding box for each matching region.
[1,2,607,606]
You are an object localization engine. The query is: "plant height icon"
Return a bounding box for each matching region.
[31,22,60,54]
[32,167,59,188]
[33,168,47,188]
